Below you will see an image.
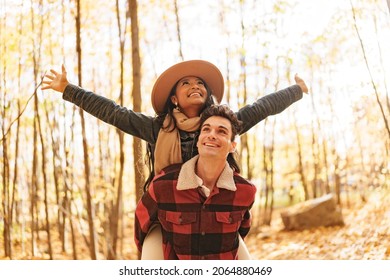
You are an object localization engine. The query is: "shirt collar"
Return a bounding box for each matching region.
[177,155,237,192]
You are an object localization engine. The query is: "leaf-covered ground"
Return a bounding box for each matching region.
[2,189,389,260]
[246,189,390,260]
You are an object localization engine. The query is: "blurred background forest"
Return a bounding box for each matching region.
[1,0,390,260]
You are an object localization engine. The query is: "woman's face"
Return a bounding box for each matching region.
[171,76,208,115]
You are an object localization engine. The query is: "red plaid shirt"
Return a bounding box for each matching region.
[134,156,257,260]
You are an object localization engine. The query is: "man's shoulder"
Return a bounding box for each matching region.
[153,163,183,182]
[233,173,256,190]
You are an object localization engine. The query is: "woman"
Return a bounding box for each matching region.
[42,60,308,259]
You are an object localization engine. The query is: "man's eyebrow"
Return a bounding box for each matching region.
[201,123,229,130]
[218,125,229,131]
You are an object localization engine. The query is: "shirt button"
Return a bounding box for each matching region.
[201,232,205,236]
[202,205,206,210]
[178,218,182,223]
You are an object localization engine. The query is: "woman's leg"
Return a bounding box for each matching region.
[237,235,252,260]
[141,224,164,260]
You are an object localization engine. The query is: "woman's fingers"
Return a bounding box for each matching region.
[50,69,59,75]
[45,74,55,80]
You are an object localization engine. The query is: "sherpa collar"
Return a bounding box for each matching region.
[176,155,236,192]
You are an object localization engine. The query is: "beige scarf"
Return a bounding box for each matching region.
[154,109,200,175]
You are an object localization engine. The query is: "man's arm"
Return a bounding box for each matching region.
[134,187,158,252]
[238,184,257,239]
[238,209,252,239]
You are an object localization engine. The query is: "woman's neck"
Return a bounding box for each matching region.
[181,107,202,118]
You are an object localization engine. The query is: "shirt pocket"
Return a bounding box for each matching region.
[159,211,197,234]
[215,211,244,232]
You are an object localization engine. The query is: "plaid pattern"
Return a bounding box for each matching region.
[134,163,257,260]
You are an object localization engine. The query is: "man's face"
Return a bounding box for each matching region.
[197,116,236,161]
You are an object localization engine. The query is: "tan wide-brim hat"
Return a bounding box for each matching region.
[151,60,224,114]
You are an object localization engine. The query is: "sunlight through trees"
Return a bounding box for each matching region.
[1,0,389,260]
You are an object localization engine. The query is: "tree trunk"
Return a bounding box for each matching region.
[218,2,231,104]
[64,106,78,259]
[268,118,276,224]
[173,0,184,60]
[108,0,129,260]
[310,91,320,198]
[45,105,64,252]
[293,111,309,200]
[1,57,11,258]
[262,121,270,225]
[10,100,21,259]
[75,0,97,260]
[31,2,52,256]
[322,88,332,194]
[30,88,38,258]
[261,118,276,225]
[10,3,25,258]
[238,1,251,179]
[37,100,53,259]
[129,0,143,261]
[29,0,45,257]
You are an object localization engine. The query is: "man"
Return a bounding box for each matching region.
[134,105,257,260]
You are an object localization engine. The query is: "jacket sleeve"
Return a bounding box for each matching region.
[238,209,252,239]
[238,183,257,239]
[236,85,303,134]
[63,84,159,143]
[134,185,159,252]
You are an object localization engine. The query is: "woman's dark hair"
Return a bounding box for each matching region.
[199,104,243,173]
[143,79,216,191]
[143,143,155,192]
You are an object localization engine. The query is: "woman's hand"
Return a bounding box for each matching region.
[42,64,69,93]
[294,74,309,94]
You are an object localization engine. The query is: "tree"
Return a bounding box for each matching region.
[129,0,143,229]
[107,0,130,260]
[75,0,97,260]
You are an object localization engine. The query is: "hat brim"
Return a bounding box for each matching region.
[151,60,224,114]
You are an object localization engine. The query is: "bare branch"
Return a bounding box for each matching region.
[0,71,46,143]
[350,0,390,140]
